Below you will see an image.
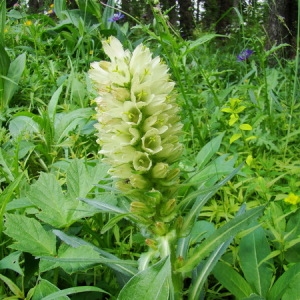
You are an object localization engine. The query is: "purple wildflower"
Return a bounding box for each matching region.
[108,12,124,22]
[237,49,254,62]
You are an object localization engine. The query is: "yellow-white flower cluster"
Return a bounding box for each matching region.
[89,37,182,197]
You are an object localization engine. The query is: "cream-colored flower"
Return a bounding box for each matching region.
[89,36,183,196]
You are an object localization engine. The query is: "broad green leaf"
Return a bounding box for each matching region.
[196,132,224,169]
[9,115,40,138]
[66,159,109,199]
[53,108,92,145]
[27,172,70,227]
[281,272,300,300]
[178,206,264,273]
[4,53,26,106]
[0,251,23,275]
[27,172,96,228]
[268,263,300,300]
[212,261,253,298]
[239,225,273,297]
[41,286,108,300]
[0,274,24,298]
[32,279,69,300]
[53,0,67,20]
[4,214,57,256]
[117,257,171,300]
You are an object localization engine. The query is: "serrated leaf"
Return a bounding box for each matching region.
[27,173,70,227]
[117,257,171,300]
[66,159,109,199]
[4,214,56,256]
[239,225,273,296]
[0,251,23,275]
[27,172,96,228]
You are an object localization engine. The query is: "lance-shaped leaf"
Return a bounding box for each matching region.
[239,225,273,297]
[53,229,138,277]
[212,261,253,298]
[177,206,264,273]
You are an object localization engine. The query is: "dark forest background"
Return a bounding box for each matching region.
[6,0,298,58]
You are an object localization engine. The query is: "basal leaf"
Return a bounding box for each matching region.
[4,214,57,256]
[117,257,171,300]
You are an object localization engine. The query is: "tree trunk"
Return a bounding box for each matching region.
[267,0,297,58]
[178,0,194,38]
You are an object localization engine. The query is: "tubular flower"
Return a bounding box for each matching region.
[89,36,183,199]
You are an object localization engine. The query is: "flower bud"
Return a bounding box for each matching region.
[160,198,176,217]
[144,190,162,205]
[151,162,169,179]
[145,238,158,250]
[129,174,150,189]
[151,221,168,236]
[130,201,155,217]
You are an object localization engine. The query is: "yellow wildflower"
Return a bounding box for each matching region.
[24,20,33,26]
[284,193,300,205]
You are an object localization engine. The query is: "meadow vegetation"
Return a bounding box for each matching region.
[1,0,300,299]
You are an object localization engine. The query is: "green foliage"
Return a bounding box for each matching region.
[1,0,300,299]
